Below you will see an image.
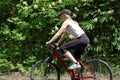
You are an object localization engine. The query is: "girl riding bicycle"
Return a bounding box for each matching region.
[46,9,90,70]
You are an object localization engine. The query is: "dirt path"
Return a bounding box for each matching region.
[0,72,120,80]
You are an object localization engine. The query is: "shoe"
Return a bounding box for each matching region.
[68,62,81,70]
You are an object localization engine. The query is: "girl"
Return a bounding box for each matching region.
[46,9,90,70]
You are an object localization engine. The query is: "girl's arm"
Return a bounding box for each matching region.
[49,22,68,43]
[57,31,67,45]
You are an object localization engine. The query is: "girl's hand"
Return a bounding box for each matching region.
[46,41,51,47]
[55,43,59,46]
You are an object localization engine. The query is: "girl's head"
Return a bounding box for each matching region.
[58,9,71,21]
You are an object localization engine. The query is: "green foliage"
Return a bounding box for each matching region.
[0,59,14,73]
[0,0,120,73]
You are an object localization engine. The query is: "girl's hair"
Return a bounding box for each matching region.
[58,9,71,16]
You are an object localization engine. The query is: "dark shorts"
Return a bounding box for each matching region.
[60,34,90,59]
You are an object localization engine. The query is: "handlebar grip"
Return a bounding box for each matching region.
[49,44,57,50]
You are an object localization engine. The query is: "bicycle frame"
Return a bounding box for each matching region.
[51,50,96,79]
[78,60,96,79]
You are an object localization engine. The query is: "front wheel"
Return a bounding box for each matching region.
[30,60,60,80]
[81,59,113,80]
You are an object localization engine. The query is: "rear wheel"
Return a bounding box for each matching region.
[80,59,113,80]
[30,61,60,80]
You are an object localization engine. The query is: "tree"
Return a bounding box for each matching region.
[0,0,120,73]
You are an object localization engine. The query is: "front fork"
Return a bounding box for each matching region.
[43,56,53,78]
[44,63,50,78]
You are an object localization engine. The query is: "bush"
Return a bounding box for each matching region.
[0,0,120,73]
[0,59,14,73]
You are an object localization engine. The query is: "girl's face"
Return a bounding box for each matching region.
[60,14,67,21]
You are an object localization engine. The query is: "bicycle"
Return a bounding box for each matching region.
[30,44,113,80]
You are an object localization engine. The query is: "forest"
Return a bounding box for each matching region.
[0,0,120,75]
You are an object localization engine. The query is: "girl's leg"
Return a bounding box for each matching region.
[63,51,77,63]
[63,51,81,70]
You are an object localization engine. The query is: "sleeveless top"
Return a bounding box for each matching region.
[64,19,85,38]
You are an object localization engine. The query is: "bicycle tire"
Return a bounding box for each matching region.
[80,59,113,80]
[30,60,60,80]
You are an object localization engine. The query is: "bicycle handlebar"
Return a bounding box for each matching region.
[46,44,58,52]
